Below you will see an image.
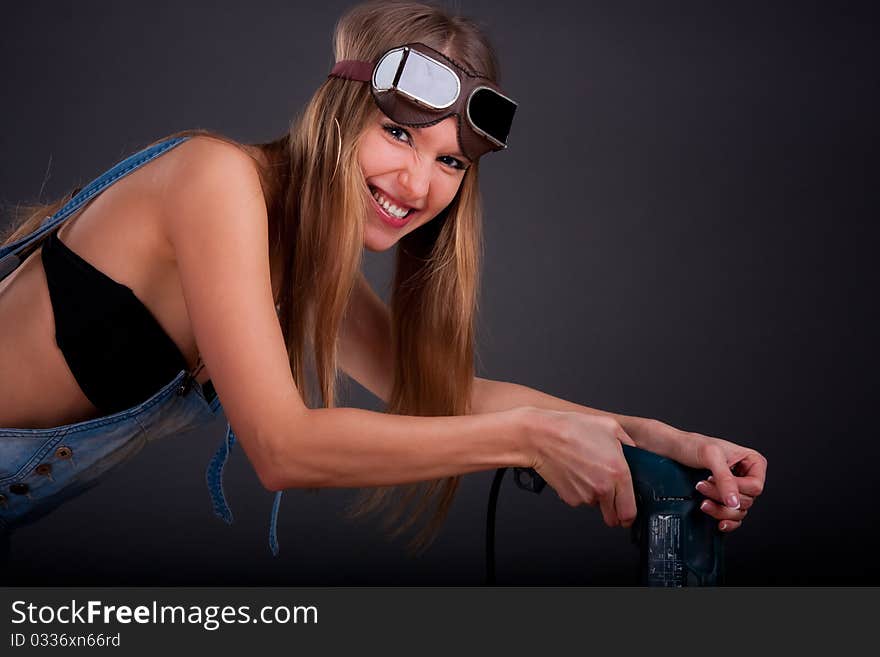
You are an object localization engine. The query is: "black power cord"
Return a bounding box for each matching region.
[485,467,508,585]
[486,467,546,585]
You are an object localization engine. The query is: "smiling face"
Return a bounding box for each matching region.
[357,110,472,252]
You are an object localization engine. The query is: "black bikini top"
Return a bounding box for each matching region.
[41,227,196,414]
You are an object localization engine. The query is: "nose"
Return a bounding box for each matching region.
[397,155,431,201]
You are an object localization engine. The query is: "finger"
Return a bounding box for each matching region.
[696,480,755,510]
[699,499,749,521]
[729,453,767,496]
[599,488,620,527]
[719,519,742,532]
[707,473,761,500]
[615,424,637,447]
[615,470,638,529]
[702,447,741,509]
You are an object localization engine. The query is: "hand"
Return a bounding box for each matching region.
[523,408,639,529]
[643,422,768,533]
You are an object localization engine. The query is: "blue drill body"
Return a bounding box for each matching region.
[512,445,724,586]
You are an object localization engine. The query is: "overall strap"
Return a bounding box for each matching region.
[205,422,286,556]
[0,135,192,282]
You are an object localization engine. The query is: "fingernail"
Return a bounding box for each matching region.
[707,475,714,482]
[726,494,740,509]
[720,522,728,531]
[695,480,708,492]
[700,500,711,511]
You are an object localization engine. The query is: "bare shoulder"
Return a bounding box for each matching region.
[154,135,268,258]
[159,135,265,212]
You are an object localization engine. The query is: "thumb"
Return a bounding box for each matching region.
[705,449,740,510]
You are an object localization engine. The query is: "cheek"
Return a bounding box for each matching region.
[357,133,386,172]
[357,144,375,175]
[434,178,463,210]
[417,183,459,226]
[359,134,405,174]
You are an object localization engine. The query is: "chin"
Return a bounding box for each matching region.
[363,224,399,252]
[364,241,391,253]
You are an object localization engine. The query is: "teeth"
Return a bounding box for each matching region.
[371,189,410,219]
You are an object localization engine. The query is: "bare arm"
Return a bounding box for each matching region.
[163,140,537,493]
[471,377,674,455]
[263,406,532,491]
[328,226,764,530]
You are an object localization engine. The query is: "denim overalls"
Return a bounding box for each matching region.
[0,136,285,566]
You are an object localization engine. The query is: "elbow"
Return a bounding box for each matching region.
[260,460,329,493]
[254,436,284,492]
[258,444,305,493]
[258,465,284,493]
[254,408,327,492]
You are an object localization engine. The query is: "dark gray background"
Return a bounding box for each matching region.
[1,0,877,585]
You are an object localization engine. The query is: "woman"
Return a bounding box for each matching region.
[0,0,766,565]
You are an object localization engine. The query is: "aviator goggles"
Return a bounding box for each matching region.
[328,42,517,161]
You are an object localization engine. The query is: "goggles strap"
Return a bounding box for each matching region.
[328,60,373,82]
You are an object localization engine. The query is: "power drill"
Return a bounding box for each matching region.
[488,444,725,586]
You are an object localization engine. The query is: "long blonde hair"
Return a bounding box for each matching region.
[1,0,500,556]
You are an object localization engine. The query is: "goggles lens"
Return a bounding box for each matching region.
[373,47,460,109]
[372,49,403,90]
[333,42,518,157]
[468,86,516,147]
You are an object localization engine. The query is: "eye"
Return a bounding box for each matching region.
[382,123,411,144]
[438,155,466,171]
[382,122,467,171]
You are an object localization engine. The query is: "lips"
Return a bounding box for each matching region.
[368,185,417,228]
[370,185,415,212]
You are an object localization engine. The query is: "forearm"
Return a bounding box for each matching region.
[471,377,680,455]
[266,406,532,490]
